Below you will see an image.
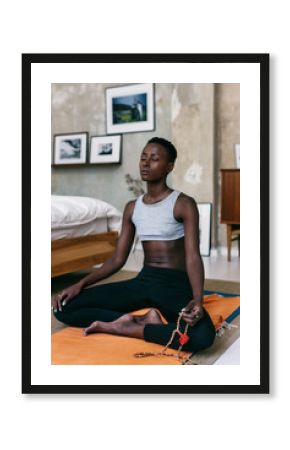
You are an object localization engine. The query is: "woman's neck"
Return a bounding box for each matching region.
[145,183,172,201]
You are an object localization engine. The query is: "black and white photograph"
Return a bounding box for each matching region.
[53,132,88,165]
[106,83,154,134]
[89,134,122,164]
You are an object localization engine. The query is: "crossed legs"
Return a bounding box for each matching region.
[53,275,216,352]
[83,309,164,338]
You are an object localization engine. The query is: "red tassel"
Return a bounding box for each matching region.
[178,331,189,345]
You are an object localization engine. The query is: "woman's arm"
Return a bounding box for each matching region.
[174,195,205,325]
[78,200,136,288]
[52,200,136,311]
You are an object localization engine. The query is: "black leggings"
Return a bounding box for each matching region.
[54,266,216,353]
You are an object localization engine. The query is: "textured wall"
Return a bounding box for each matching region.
[171,84,215,202]
[216,84,240,169]
[51,83,173,211]
[215,84,240,246]
[51,83,239,249]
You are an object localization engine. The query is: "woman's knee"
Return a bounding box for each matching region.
[183,322,216,353]
[53,309,70,325]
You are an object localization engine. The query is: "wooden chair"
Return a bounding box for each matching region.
[220,169,240,262]
[226,224,240,262]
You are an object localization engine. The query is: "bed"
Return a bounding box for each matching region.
[51,195,122,277]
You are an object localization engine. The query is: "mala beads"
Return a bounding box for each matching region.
[134,308,197,364]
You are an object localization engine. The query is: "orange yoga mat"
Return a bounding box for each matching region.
[51,294,240,365]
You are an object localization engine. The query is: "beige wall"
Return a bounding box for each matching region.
[51,83,239,249]
[215,84,240,246]
[216,83,240,169]
[170,83,240,248]
[171,84,215,203]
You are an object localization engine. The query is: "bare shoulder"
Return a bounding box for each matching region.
[125,199,137,210]
[177,192,198,209]
[123,199,137,219]
[175,192,198,220]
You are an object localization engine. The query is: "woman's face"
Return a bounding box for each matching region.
[139,143,174,182]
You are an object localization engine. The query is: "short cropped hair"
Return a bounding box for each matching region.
[147,137,177,163]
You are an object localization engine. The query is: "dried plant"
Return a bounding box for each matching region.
[125,174,145,197]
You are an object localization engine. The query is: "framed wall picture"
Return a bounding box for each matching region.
[197,203,212,256]
[53,132,88,165]
[89,134,122,164]
[23,53,269,395]
[106,83,155,134]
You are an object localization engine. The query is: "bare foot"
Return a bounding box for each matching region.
[133,309,163,325]
[83,313,134,336]
[83,321,101,336]
[82,309,163,339]
[112,313,135,324]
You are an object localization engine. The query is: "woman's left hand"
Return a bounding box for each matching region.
[181,299,204,326]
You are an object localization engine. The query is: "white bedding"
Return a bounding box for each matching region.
[51,195,122,240]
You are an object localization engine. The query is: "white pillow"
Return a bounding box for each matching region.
[51,195,122,229]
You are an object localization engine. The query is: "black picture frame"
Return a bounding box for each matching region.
[22,53,269,394]
[52,132,88,166]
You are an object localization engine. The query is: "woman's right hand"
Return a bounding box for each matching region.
[52,283,82,312]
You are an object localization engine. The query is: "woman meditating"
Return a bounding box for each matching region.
[52,137,216,354]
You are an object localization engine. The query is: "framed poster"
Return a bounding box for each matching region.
[52,132,88,165]
[22,53,269,394]
[106,83,155,134]
[89,134,122,164]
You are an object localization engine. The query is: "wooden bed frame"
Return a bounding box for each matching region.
[51,231,119,277]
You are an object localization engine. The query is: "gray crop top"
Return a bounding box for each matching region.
[131,190,184,241]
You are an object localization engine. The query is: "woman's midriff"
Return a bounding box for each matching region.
[142,237,186,271]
